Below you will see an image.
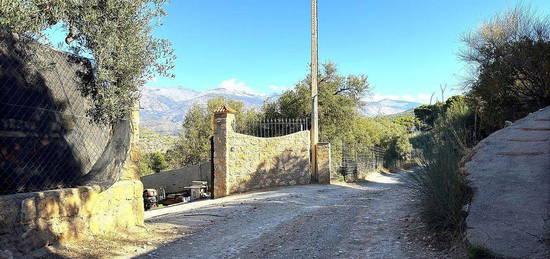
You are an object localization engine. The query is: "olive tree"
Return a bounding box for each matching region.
[0,0,175,123]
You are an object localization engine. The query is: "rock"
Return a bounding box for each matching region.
[465,106,550,258]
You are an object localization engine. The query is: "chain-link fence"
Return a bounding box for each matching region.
[0,33,126,195]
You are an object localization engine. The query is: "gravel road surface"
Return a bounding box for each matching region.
[137,170,451,259]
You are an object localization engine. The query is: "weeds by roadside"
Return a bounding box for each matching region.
[405,98,475,246]
[405,144,472,234]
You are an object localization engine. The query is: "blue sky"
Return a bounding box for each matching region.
[47,1,550,103]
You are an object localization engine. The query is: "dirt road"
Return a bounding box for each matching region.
[136,170,455,259]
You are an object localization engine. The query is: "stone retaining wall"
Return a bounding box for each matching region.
[0,180,143,254]
[0,108,143,256]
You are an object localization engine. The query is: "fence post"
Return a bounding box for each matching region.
[212,104,236,198]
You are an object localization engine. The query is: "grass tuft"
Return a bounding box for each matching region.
[405,143,472,234]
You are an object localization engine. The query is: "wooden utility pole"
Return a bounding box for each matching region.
[311,0,319,182]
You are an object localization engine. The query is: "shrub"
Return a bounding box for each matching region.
[461,5,550,136]
[406,143,471,232]
[139,151,168,176]
[408,97,475,233]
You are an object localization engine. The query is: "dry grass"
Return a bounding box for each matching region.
[40,223,187,259]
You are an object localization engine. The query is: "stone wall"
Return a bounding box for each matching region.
[0,107,143,256]
[0,180,143,253]
[141,162,211,194]
[212,106,311,197]
[226,131,311,194]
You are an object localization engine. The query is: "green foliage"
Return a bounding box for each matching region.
[166,97,259,168]
[167,104,211,167]
[391,115,418,129]
[413,102,445,129]
[139,153,154,176]
[386,135,413,161]
[263,62,370,144]
[139,126,176,153]
[139,151,167,176]
[461,5,550,135]
[150,151,167,173]
[413,95,469,130]
[406,143,471,232]
[433,98,477,149]
[1,0,175,124]
[408,96,475,234]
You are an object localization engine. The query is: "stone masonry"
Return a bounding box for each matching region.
[0,107,144,256]
[212,105,313,197]
[316,142,331,184]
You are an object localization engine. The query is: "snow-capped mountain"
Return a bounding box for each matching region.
[360,99,421,117]
[140,86,267,135]
[140,86,423,135]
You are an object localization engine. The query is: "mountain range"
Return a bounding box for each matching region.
[140,86,421,135]
[360,99,421,117]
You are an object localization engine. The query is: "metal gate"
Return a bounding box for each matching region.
[336,141,385,181]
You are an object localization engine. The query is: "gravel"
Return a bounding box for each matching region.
[137,170,456,259]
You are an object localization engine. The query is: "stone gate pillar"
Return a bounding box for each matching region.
[212,105,236,198]
[316,142,331,184]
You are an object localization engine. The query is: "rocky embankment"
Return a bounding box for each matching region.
[465,106,550,258]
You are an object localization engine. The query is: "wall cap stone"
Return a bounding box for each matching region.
[213,104,237,115]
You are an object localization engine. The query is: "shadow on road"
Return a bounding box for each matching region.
[134,171,410,259]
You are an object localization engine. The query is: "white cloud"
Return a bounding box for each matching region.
[365,93,432,104]
[218,78,260,94]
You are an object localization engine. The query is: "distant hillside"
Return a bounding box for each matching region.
[361,99,421,117]
[139,126,177,153]
[140,86,266,135]
[384,108,415,118]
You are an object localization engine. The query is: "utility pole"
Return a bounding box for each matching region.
[311,0,319,182]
